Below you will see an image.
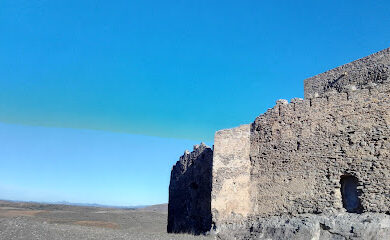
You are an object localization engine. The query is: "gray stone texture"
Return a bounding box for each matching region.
[215,213,390,240]
[304,47,390,99]
[250,82,390,218]
[167,143,213,234]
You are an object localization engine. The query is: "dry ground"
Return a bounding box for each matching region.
[0,200,213,240]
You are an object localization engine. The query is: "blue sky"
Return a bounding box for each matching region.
[0,122,206,205]
[0,0,389,205]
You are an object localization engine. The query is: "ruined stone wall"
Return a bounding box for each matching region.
[304,47,390,98]
[168,47,390,238]
[167,143,213,234]
[211,125,251,226]
[250,82,390,217]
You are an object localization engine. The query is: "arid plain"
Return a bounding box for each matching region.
[0,200,212,240]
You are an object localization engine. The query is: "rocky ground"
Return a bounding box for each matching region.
[0,200,212,240]
[3,200,389,240]
[216,213,390,240]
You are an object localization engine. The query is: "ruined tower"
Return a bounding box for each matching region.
[168,47,390,239]
[167,143,213,234]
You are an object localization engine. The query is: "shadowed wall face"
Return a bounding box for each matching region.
[167,143,213,234]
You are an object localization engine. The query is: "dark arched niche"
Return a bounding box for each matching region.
[340,175,362,213]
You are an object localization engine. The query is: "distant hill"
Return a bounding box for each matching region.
[137,203,168,213]
[51,201,138,209]
[0,199,167,212]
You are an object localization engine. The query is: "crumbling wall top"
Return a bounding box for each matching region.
[304,47,390,98]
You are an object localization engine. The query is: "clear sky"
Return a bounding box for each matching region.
[0,0,389,205]
[0,122,205,205]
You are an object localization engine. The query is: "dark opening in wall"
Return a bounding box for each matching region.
[190,182,199,190]
[340,175,362,213]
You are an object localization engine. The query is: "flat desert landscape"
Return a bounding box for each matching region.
[0,200,212,240]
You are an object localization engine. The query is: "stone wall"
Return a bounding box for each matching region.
[168,47,390,238]
[250,82,390,217]
[167,143,213,234]
[216,213,390,240]
[210,81,390,238]
[304,47,390,98]
[211,125,251,226]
